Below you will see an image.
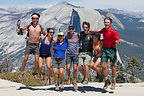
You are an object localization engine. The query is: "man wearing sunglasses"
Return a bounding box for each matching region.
[78,21,93,84]
[65,24,79,90]
[17,13,46,80]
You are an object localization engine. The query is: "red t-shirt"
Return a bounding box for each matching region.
[99,27,120,48]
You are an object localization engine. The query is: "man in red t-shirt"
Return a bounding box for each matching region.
[99,17,121,90]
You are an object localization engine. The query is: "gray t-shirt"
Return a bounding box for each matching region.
[65,32,79,54]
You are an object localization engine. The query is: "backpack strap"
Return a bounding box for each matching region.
[27,24,31,37]
[27,23,42,37]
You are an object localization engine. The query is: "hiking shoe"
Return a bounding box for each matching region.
[67,78,71,85]
[82,80,88,85]
[110,80,116,90]
[103,79,111,89]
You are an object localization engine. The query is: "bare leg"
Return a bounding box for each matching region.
[39,57,43,80]
[59,68,64,81]
[90,60,95,70]
[33,54,39,79]
[84,63,89,81]
[102,62,108,77]
[110,62,116,90]
[45,57,51,85]
[66,64,71,84]
[102,62,111,89]
[73,64,77,80]
[53,68,58,81]
[93,61,101,75]
[111,63,116,77]
[78,65,85,76]
[53,68,59,90]
[18,54,29,79]
[34,54,39,73]
[59,68,64,89]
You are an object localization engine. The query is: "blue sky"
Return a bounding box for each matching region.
[0,0,144,12]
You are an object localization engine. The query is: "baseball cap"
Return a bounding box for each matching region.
[69,24,75,28]
[57,32,64,36]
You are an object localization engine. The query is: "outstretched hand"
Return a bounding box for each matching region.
[113,39,121,48]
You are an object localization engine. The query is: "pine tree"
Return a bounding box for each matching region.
[126,57,141,82]
[116,61,125,83]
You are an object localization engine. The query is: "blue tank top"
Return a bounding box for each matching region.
[40,36,52,55]
[53,39,67,59]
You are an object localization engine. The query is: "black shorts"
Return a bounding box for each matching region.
[39,54,51,58]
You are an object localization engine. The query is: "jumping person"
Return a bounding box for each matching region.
[99,17,121,90]
[51,32,67,91]
[78,21,93,84]
[65,24,79,90]
[18,13,46,80]
[39,28,55,85]
[90,32,103,82]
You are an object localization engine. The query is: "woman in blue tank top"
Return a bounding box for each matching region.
[39,28,55,85]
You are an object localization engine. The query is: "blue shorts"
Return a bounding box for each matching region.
[66,53,78,65]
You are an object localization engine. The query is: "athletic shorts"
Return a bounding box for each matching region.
[101,46,117,63]
[91,56,101,63]
[52,57,66,68]
[66,53,78,65]
[25,41,39,55]
[78,52,92,65]
[39,54,51,58]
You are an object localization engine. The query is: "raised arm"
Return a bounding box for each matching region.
[17,24,29,35]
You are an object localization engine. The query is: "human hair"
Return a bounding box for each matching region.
[31,13,40,18]
[104,17,112,23]
[82,21,90,28]
[47,28,54,33]
[91,32,101,40]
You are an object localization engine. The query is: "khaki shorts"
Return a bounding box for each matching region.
[78,52,92,65]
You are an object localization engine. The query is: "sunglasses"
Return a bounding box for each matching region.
[49,32,55,34]
[69,27,74,30]
[58,35,64,37]
[32,18,39,20]
[83,26,89,28]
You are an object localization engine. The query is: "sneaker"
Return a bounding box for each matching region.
[81,77,85,83]
[55,85,59,91]
[103,79,111,89]
[110,80,116,90]
[67,78,71,85]
[55,81,59,91]
[82,80,88,85]
[60,83,64,89]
